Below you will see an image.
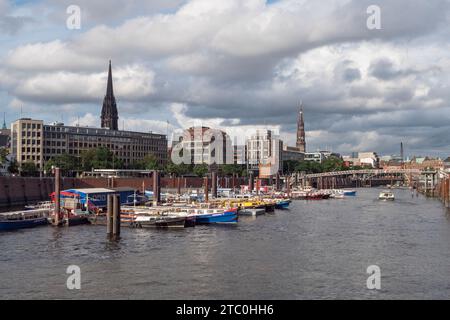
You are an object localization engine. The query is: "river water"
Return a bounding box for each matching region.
[1,188,450,300]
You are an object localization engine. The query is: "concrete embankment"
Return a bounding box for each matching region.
[0,176,248,208]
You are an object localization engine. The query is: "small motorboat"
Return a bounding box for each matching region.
[194,208,238,224]
[132,215,187,229]
[275,199,291,209]
[239,208,265,216]
[342,189,357,196]
[379,191,395,201]
[330,193,345,199]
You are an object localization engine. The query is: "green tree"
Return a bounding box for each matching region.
[21,161,38,177]
[140,154,160,171]
[0,148,8,164]
[44,153,79,175]
[222,164,245,177]
[283,160,299,175]
[322,156,344,172]
[193,164,209,177]
[8,159,19,174]
[164,160,192,177]
[80,147,123,171]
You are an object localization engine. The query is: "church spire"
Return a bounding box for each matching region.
[101,60,119,130]
[296,102,306,152]
[106,60,114,97]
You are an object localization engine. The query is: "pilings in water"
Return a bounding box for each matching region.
[107,194,121,239]
[153,170,161,206]
[204,176,209,203]
[107,194,113,237]
[177,177,182,195]
[113,194,121,238]
[211,172,218,198]
[53,167,61,226]
[249,172,254,193]
[286,176,291,196]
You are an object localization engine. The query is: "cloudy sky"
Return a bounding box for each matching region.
[0,0,449,157]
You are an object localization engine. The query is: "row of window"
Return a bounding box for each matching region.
[21,139,41,146]
[43,148,166,158]
[21,123,42,130]
[21,131,41,138]
[21,147,41,154]
[21,155,41,163]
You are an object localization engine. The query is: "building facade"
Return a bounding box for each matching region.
[10,119,167,171]
[304,152,326,163]
[171,126,232,166]
[10,118,45,169]
[343,152,379,168]
[246,129,283,174]
[282,145,305,162]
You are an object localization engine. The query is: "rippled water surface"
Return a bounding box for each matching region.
[1,188,450,299]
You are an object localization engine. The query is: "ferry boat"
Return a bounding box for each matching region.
[379,191,395,201]
[0,209,49,231]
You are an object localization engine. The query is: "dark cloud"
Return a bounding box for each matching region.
[370,58,417,80]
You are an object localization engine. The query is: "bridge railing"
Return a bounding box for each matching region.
[304,169,421,179]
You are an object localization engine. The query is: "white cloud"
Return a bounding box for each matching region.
[12,64,155,104]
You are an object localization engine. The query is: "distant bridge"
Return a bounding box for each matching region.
[304,168,421,179]
[285,168,424,189]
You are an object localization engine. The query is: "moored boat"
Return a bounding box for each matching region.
[132,215,187,229]
[379,191,395,201]
[0,209,49,231]
[239,208,265,216]
[343,189,357,196]
[194,208,238,224]
[275,199,291,209]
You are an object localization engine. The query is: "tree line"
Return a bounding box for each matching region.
[9,147,249,177]
[282,156,369,175]
[3,147,371,178]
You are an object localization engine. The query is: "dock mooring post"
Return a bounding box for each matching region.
[177,177,182,195]
[212,172,218,199]
[275,172,280,191]
[112,194,121,238]
[255,177,260,196]
[286,176,291,196]
[153,170,161,206]
[53,167,61,226]
[204,176,209,203]
[249,172,254,194]
[107,194,113,236]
